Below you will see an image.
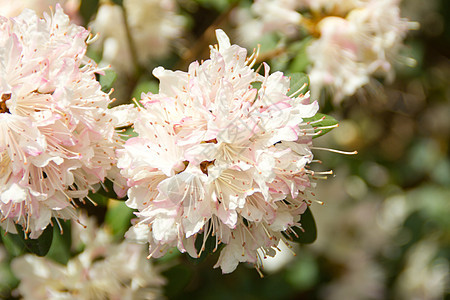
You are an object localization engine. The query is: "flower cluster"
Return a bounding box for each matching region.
[12,216,165,300]
[119,30,323,273]
[0,0,81,22]
[237,0,416,103]
[306,0,416,102]
[0,6,121,238]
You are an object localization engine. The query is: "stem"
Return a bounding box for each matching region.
[121,4,141,78]
[176,3,239,70]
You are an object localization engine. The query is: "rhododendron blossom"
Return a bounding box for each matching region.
[0,0,81,22]
[307,0,415,102]
[0,6,121,238]
[236,0,416,103]
[119,29,327,273]
[12,216,165,300]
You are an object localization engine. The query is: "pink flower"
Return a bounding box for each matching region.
[12,215,165,300]
[308,0,414,102]
[0,6,121,238]
[235,0,417,103]
[118,30,322,273]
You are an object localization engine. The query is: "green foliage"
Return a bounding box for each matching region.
[99,69,117,93]
[285,206,317,244]
[88,190,109,207]
[96,179,127,200]
[288,37,312,73]
[303,113,339,138]
[1,224,54,257]
[287,72,309,96]
[46,221,72,265]
[0,258,19,298]
[285,252,319,290]
[154,249,181,264]
[162,264,193,298]
[1,229,25,257]
[257,32,280,54]
[79,0,99,24]
[131,79,159,100]
[192,231,224,262]
[120,125,138,141]
[105,200,134,238]
[23,225,54,256]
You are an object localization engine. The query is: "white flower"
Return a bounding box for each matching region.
[90,0,185,73]
[0,6,121,238]
[347,0,413,79]
[395,239,448,300]
[235,0,416,103]
[118,29,323,273]
[12,216,165,300]
[0,0,82,23]
[252,0,302,37]
[308,0,414,103]
[307,16,370,102]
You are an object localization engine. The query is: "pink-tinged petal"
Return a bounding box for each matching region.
[216,29,231,51]
[297,99,320,118]
[178,236,197,258]
[1,183,27,204]
[213,244,240,274]
[152,216,178,243]
[125,222,151,244]
[116,28,331,274]
[216,204,237,228]
[0,7,122,238]
[184,143,218,165]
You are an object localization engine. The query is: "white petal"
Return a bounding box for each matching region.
[1,183,27,204]
[215,29,231,51]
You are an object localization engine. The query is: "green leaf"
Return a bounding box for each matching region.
[190,230,223,263]
[99,69,117,93]
[80,0,99,24]
[257,32,280,54]
[131,80,159,100]
[303,113,339,138]
[251,81,262,90]
[0,259,20,296]
[20,224,54,256]
[87,190,109,206]
[285,206,317,244]
[105,200,134,238]
[86,48,102,64]
[288,37,312,73]
[96,178,127,200]
[119,126,138,142]
[162,264,192,298]
[2,224,55,257]
[286,72,309,96]
[1,229,26,257]
[46,220,72,265]
[154,249,181,264]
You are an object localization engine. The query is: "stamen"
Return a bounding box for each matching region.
[289,83,308,98]
[311,147,358,155]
